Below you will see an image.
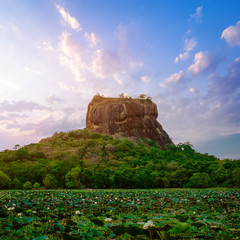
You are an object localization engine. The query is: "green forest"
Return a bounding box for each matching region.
[0,129,239,189]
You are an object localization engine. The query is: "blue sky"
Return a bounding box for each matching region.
[0,0,240,159]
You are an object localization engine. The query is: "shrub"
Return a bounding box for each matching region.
[23,181,32,189]
[0,171,11,189]
[33,182,41,189]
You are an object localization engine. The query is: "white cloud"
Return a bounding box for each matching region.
[42,41,54,51]
[55,4,82,31]
[141,75,150,84]
[46,95,63,104]
[175,38,197,63]
[0,100,51,112]
[175,51,189,63]
[190,5,203,24]
[59,31,87,82]
[187,51,219,75]
[159,70,184,89]
[59,82,95,99]
[221,21,240,47]
[84,32,100,48]
[91,49,124,80]
[185,38,197,51]
[24,67,41,74]
[90,24,143,83]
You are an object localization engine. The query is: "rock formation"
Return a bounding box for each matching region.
[86,95,173,147]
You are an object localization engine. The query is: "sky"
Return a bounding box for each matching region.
[0,0,240,159]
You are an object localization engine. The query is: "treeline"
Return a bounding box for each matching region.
[0,129,240,189]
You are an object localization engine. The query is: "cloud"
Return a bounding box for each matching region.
[42,41,54,51]
[84,32,100,48]
[8,22,22,38]
[91,49,125,82]
[0,100,51,112]
[0,80,21,101]
[175,51,189,63]
[59,31,87,82]
[0,99,86,150]
[190,5,203,24]
[185,38,197,52]
[19,108,85,136]
[188,51,221,75]
[189,87,199,95]
[91,49,143,84]
[208,57,240,96]
[156,90,240,148]
[90,24,143,83]
[175,38,197,63]
[221,21,240,47]
[141,75,150,84]
[55,4,82,31]
[59,82,95,99]
[24,67,41,74]
[46,95,64,104]
[159,70,185,90]
[55,17,143,86]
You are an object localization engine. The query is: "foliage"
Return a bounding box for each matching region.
[23,181,32,189]
[0,129,239,189]
[43,174,57,189]
[33,182,40,189]
[65,166,86,189]
[0,189,239,239]
[188,173,211,188]
[0,171,11,189]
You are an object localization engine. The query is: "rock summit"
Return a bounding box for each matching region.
[86,95,173,147]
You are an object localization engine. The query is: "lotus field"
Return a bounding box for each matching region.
[0,189,239,239]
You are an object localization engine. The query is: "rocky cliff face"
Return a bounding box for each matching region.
[86,95,173,147]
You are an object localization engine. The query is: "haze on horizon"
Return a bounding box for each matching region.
[0,0,240,159]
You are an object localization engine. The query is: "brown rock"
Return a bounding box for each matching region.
[86,95,173,147]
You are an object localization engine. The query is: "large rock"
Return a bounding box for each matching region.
[86,95,173,147]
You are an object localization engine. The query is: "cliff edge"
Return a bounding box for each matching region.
[86,95,173,147]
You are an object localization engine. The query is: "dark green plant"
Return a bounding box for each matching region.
[23,181,32,189]
[0,171,11,189]
[33,182,41,189]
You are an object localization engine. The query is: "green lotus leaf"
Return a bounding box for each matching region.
[170,222,190,233]
[90,228,102,237]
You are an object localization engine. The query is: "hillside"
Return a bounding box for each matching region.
[0,129,239,189]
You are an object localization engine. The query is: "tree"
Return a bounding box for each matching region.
[43,174,57,189]
[138,94,147,100]
[13,177,22,189]
[65,166,86,189]
[33,182,41,189]
[0,171,11,189]
[169,167,191,188]
[188,172,211,188]
[212,166,228,185]
[13,144,20,150]
[23,181,32,189]
[14,149,29,160]
[119,93,125,98]
[232,168,240,187]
